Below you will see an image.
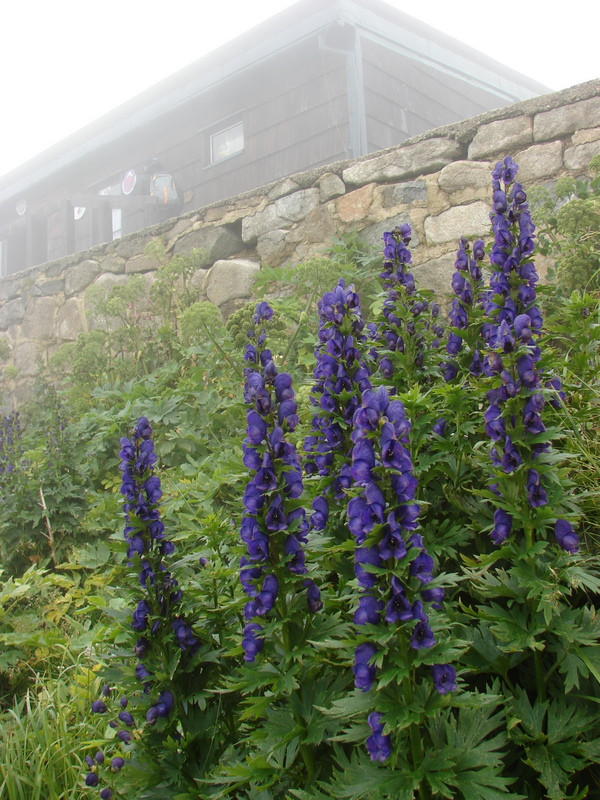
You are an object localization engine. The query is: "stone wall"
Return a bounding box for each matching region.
[1,79,599,403]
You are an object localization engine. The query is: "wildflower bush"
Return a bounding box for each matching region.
[1,156,600,799]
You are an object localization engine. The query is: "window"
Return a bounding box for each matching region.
[210,122,244,164]
[112,209,122,240]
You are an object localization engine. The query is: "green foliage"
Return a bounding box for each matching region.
[2,157,600,800]
[0,665,104,800]
[0,386,88,573]
[531,155,600,293]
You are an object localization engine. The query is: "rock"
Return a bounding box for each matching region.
[336,184,376,223]
[125,254,157,273]
[267,177,301,202]
[256,229,289,266]
[318,172,346,202]
[64,260,102,296]
[0,297,25,328]
[56,298,86,340]
[468,116,533,160]
[242,205,288,243]
[415,253,456,296]
[274,188,320,222]
[534,96,600,141]
[380,179,427,208]
[174,225,244,264]
[513,141,564,183]
[342,138,461,185]
[21,296,57,339]
[14,341,40,377]
[424,202,490,245]
[205,259,261,307]
[564,139,600,172]
[437,161,492,194]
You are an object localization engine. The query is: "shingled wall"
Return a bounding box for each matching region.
[1,79,599,403]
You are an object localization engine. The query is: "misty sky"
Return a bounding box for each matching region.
[0,0,597,179]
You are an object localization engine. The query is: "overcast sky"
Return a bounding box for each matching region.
[0,0,597,179]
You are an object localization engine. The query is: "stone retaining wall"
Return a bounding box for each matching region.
[1,79,599,403]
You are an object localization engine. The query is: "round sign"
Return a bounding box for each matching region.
[121,169,137,195]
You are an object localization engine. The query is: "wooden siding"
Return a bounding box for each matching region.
[161,37,352,208]
[361,37,510,152]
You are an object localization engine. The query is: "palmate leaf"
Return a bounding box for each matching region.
[526,743,583,800]
[291,787,337,800]
[426,703,522,800]
[547,696,596,746]
[509,692,597,798]
[318,687,375,720]
[478,601,545,653]
[317,745,419,800]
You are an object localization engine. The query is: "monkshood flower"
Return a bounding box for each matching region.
[347,387,450,680]
[304,279,373,550]
[86,418,204,797]
[347,383,453,762]
[366,711,392,762]
[442,236,487,381]
[240,301,320,661]
[431,663,457,694]
[555,519,579,554]
[480,158,574,553]
[0,412,26,478]
[119,417,198,659]
[378,225,442,380]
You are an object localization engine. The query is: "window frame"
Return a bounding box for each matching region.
[210,121,244,165]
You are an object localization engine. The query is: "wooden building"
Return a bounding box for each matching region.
[0,0,548,277]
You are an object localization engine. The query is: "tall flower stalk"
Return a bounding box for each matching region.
[86,417,200,796]
[442,235,487,382]
[240,302,320,662]
[348,384,455,762]
[481,157,578,552]
[376,224,443,386]
[304,279,371,546]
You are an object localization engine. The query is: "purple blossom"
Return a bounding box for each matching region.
[353,642,377,692]
[366,711,391,762]
[491,508,512,545]
[305,580,323,613]
[526,469,547,508]
[354,595,382,626]
[354,547,382,589]
[384,580,413,624]
[432,663,457,694]
[242,623,264,662]
[555,520,579,554]
[410,620,435,650]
